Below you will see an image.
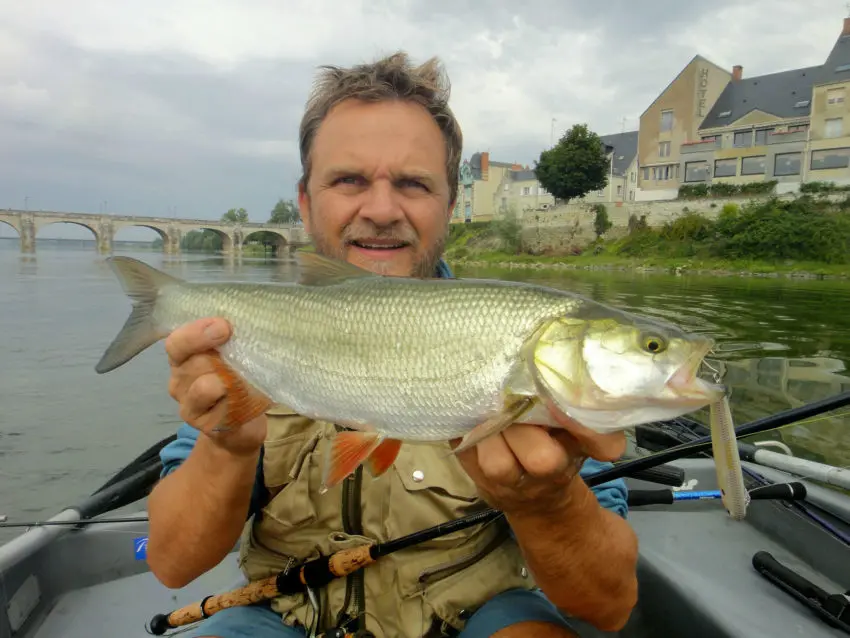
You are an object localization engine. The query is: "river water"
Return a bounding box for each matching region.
[1,241,849,541]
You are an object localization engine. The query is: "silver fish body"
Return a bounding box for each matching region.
[96,253,724,489]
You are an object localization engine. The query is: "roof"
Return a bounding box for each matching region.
[700,66,820,129]
[817,31,850,86]
[468,152,516,180]
[599,131,639,176]
[508,170,538,181]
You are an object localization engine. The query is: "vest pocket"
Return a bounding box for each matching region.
[259,428,322,532]
[385,445,488,547]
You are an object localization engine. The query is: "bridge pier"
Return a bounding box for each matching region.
[97,221,114,254]
[164,227,182,255]
[19,215,35,253]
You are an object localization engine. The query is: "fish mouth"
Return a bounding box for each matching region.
[666,339,725,402]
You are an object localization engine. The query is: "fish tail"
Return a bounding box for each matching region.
[95,257,181,374]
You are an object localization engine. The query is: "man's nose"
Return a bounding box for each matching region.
[358,180,404,225]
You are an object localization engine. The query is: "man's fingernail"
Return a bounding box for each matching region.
[204,322,228,341]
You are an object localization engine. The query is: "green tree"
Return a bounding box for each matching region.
[269,198,300,225]
[221,207,249,224]
[534,124,609,203]
[592,203,612,239]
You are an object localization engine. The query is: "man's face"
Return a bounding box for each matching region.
[298,98,454,278]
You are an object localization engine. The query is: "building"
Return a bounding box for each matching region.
[635,15,850,200]
[454,132,639,222]
[455,15,850,217]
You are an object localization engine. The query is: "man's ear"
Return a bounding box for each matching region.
[297,179,311,233]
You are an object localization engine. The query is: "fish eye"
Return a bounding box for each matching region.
[641,334,667,354]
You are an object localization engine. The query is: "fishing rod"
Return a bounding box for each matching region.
[147,480,812,635]
[146,392,850,635]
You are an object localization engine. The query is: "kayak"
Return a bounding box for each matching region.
[1,396,849,638]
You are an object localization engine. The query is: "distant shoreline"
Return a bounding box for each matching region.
[450,255,850,280]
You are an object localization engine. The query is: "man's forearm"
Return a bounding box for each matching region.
[147,435,260,588]
[506,477,639,632]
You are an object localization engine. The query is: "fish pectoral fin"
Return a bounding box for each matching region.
[452,395,539,455]
[295,251,376,286]
[321,431,384,493]
[207,352,274,431]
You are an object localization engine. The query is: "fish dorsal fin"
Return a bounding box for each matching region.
[295,251,375,286]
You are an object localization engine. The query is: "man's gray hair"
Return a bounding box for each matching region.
[298,51,463,205]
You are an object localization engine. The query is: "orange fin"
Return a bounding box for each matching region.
[320,431,382,494]
[208,351,273,431]
[364,438,403,478]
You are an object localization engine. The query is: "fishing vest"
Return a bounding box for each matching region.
[237,406,537,637]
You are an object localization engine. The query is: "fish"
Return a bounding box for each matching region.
[95,252,725,493]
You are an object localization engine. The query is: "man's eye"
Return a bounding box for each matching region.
[399,179,427,190]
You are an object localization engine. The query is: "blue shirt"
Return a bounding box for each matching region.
[158,258,629,519]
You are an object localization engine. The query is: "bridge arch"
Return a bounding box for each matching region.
[243,229,289,257]
[0,218,20,237]
[179,227,234,253]
[35,220,100,247]
[112,223,169,249]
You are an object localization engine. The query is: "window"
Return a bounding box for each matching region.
[825,117,843,139]
[734,130,752,147]
[741,155,766,175]
[714,158,737,177]
[811,147,850,170]
[503,184,509,191]
[660,110,673,132]
[617,185,623,195]
[828,87,846,104]
[659,141,671,157]
[685,161,709,182]
[754,128,774,146]
[774,152,801,176]
[522,186,531,196]
[643,167,650,180]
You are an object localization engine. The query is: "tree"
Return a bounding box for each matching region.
[221,207,248,224]
[269,198,300,225]
[534,124,609,203]
[592,204,612,239]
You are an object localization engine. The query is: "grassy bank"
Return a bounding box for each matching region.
[447,195,850,279]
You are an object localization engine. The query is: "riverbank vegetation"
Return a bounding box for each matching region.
[447,195,850,278]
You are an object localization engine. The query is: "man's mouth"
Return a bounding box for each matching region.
[348,239,410,251]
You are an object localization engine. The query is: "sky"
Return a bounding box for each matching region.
[0,0,845,240]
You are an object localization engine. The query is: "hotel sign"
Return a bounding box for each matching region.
[696,67,709,118]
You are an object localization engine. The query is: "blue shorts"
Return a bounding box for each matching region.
[181,588,576,637]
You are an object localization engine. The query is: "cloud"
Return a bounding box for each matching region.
[0,0,845,239]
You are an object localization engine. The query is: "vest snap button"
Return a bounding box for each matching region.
[412,470,425,482]
[520,567,528,578]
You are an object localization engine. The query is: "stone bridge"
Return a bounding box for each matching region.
[0,209,311,255]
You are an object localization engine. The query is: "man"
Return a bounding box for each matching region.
[148,51,639,638]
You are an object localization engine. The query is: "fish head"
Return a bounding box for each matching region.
[529,310,724,432]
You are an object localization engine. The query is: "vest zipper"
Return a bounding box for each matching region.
[336,465,366,632]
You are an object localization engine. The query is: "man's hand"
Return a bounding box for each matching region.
[165,317,267,457]
[451,406,626,515]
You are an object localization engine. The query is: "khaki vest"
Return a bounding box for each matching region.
[237,406,536,637]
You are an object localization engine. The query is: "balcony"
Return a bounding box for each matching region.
[767,130,808,145]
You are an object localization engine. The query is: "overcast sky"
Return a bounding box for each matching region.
[0,1,845,239]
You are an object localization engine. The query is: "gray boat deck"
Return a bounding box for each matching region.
[3,459,848,638]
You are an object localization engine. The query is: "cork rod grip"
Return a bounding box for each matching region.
[167,574,280,627]
[327,544,375,578]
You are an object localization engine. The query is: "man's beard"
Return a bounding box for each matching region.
[307,213,449,278]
